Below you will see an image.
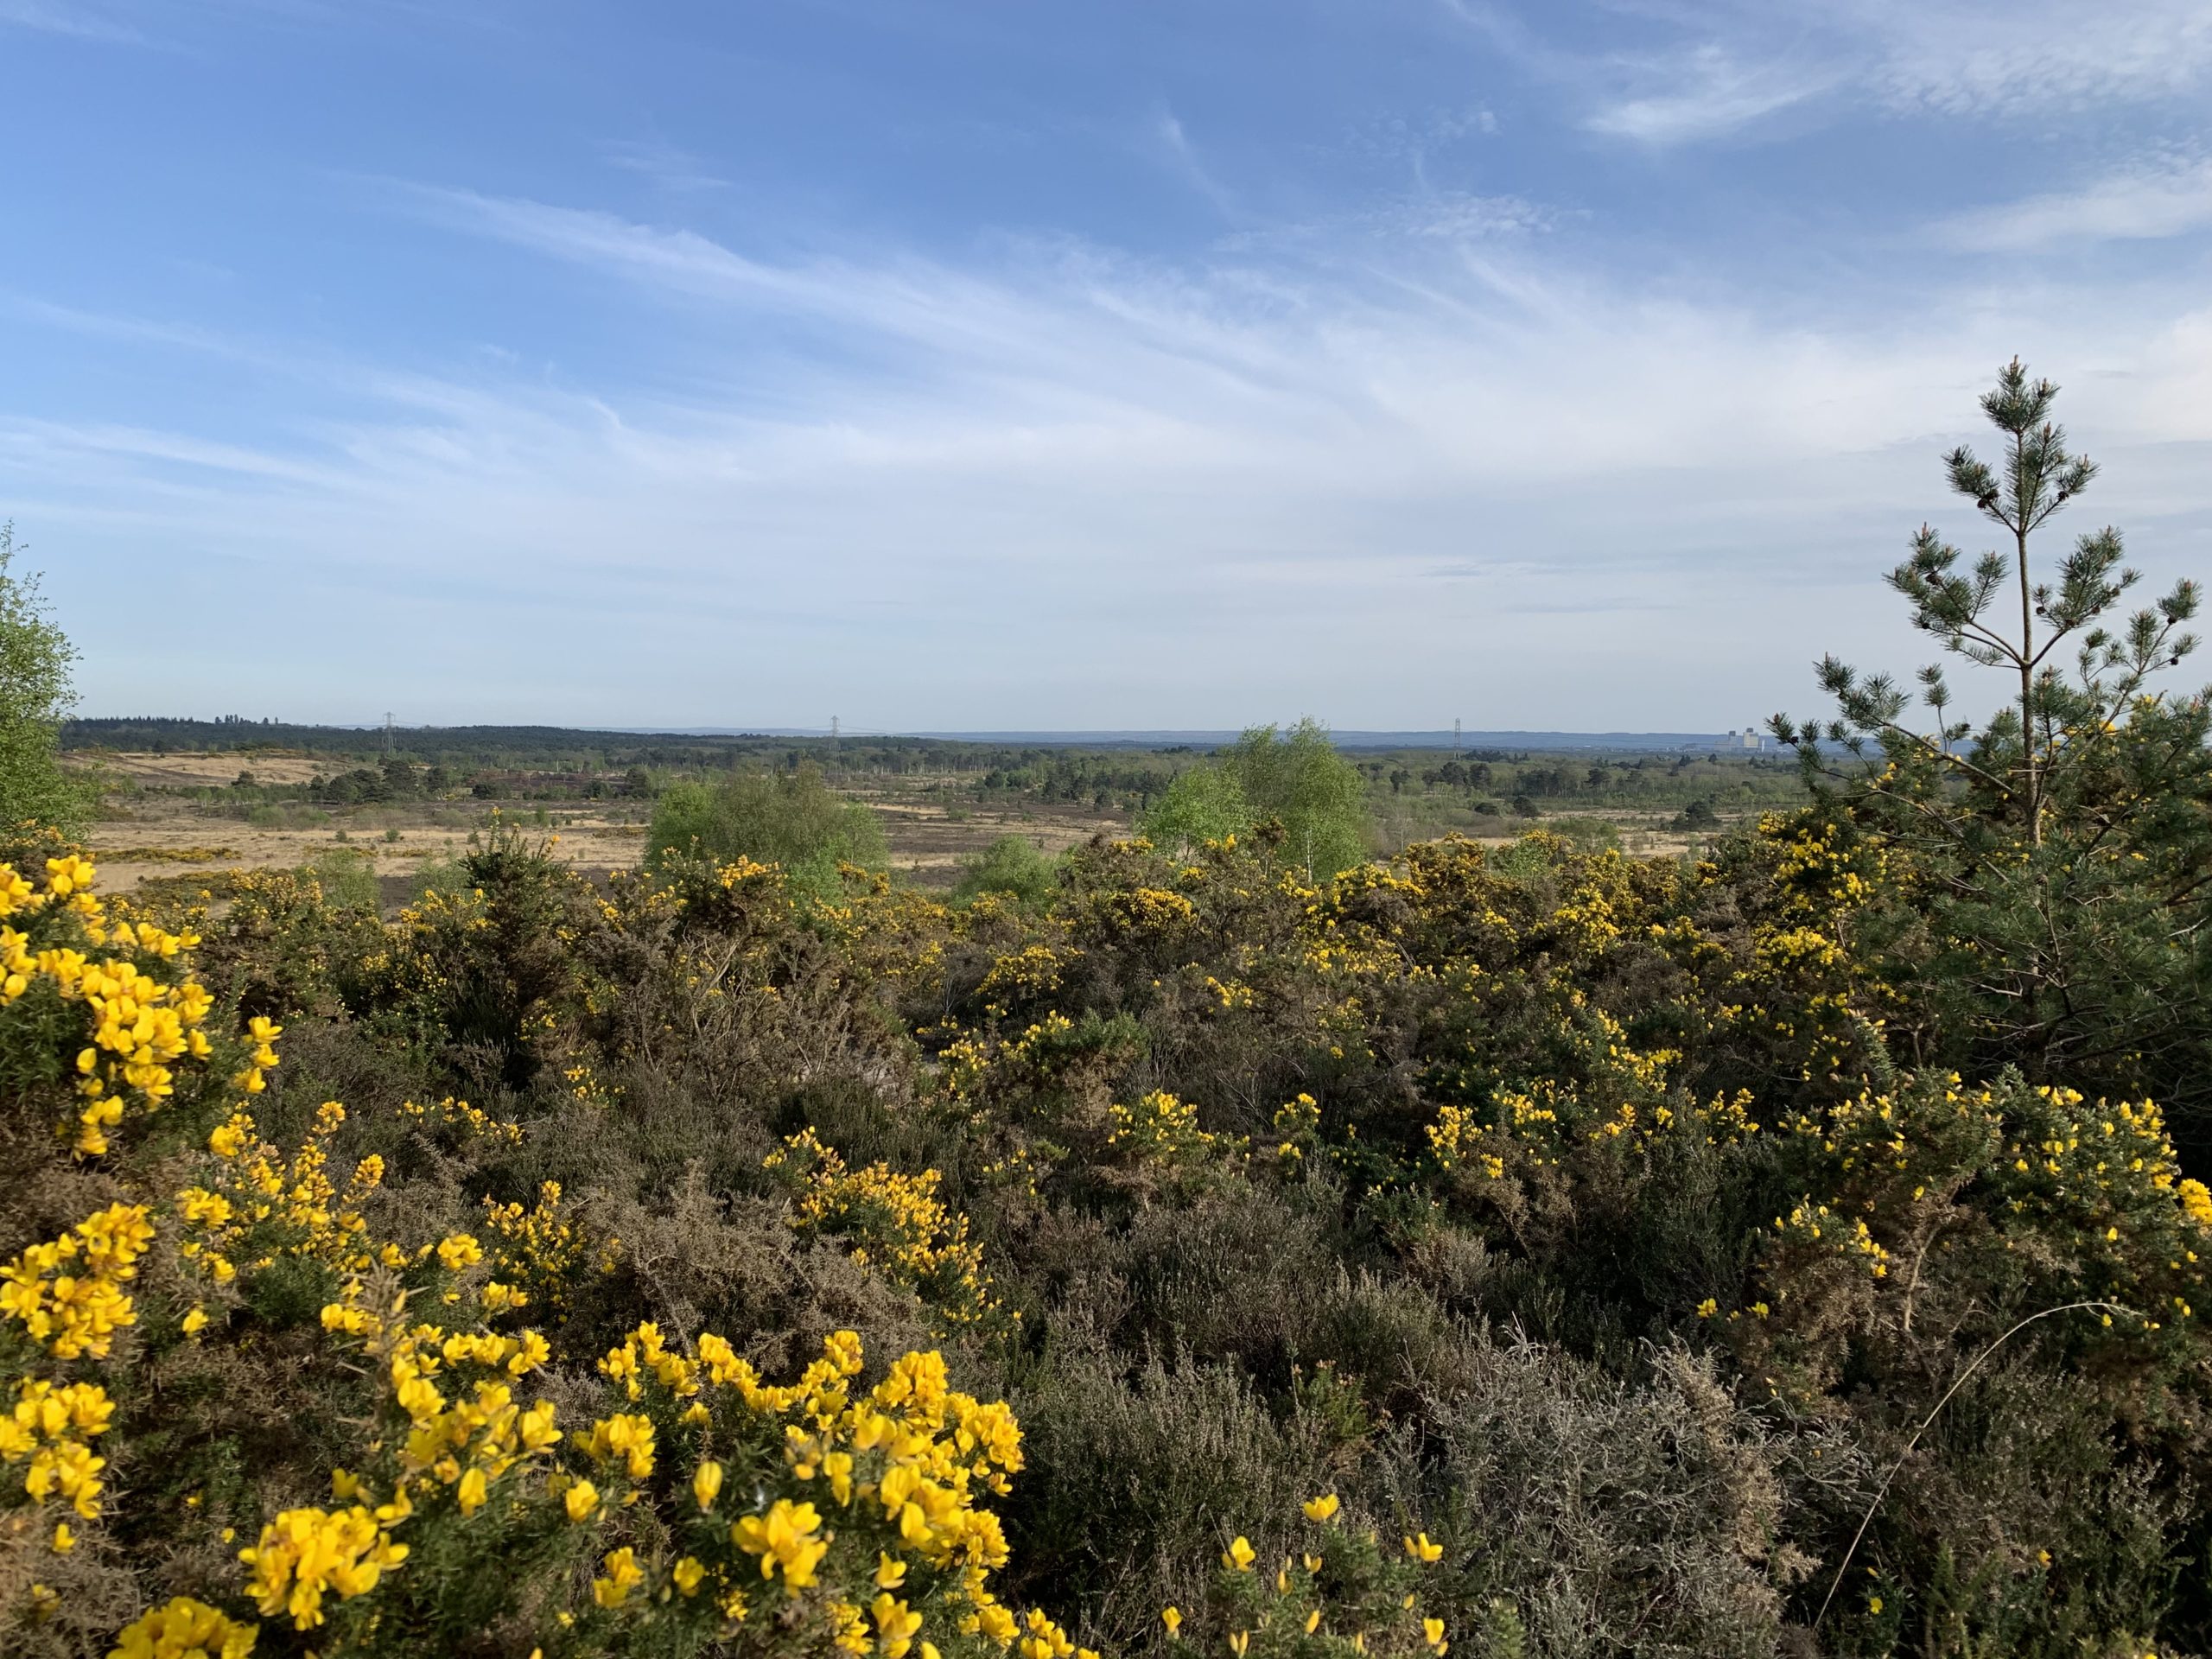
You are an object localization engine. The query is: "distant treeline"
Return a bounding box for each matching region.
[65,718,1077,776]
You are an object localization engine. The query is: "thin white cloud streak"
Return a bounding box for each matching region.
[0,1,149,43]
[1583,45,1833,145]
[1364,191,1559,239]
[1150,110,1240,219]
[0,419,352,486]
[1936,156,2212,251]
[601,138,728,194]
[337,188,1936,500]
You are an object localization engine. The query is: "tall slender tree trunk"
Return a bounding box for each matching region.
[2018,526,2040,843]
[2015,431,2042,848]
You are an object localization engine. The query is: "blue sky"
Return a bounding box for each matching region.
[5,0,2210,731]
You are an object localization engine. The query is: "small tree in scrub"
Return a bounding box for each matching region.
[953,835,1060,910]
[1775,359,2212,1135]
[1143,719,1370,880]
[649,762,888,901]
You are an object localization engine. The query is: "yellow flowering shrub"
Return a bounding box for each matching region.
[1105,1090,1236,1174]
[479,1180,607,1314]
[0,855,224,1156]
[811,872,956,1001]
[1270,1093,1322,1163]
[2,1205,155,1362]
[976,944,1071,1018]
[194,863,385,1021]
[556,1325,1049,1652]
[1164,1497,1469,1659]
[109,1597,258,1659]
[396,1093,524,1147]
[178,1103,385,1281]
[2,1376,116,1520]
[343,819,601,1084]
[1087,887,1198,938]
[12,1176,1052,1659]
[767,1132,1002,1329]
[1722,1071,2212,1395]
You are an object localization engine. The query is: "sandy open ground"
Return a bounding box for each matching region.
[79,753,1132,896]
[85,752,330,788]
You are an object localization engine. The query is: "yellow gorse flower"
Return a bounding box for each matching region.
[593,1545,645,1608]
[2,1203,154,1363]
[874,1590,925,1658]
[109,1597,258,1659]
[694,1458,724,1510]
[583,1412,657,1479]
[734,1497,831,1591]
[239,1504,410,1630]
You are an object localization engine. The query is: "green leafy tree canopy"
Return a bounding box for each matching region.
[646,761,888,900]
[1144,717,1370,880]
[0,523,94,836]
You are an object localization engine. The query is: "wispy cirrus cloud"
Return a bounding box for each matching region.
[1859,0,2212,116]
[1376,190,1558,238]
[1936,154,2212,251]
[1343,105,1499,164]
[1583,45,1834,146]
[1453,0,2212,148]
[602,138,728,194]
[1147,109,1241,219]
[0,0,150,43]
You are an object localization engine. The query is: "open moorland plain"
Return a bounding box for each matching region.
[63,722,1798,906]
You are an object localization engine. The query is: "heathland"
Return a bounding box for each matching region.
[4,361,2212,1659]
[57,721,1800,905]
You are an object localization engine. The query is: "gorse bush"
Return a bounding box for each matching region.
[7,362,2212,1659]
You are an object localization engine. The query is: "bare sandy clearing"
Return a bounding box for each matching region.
[73,750,333,787]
